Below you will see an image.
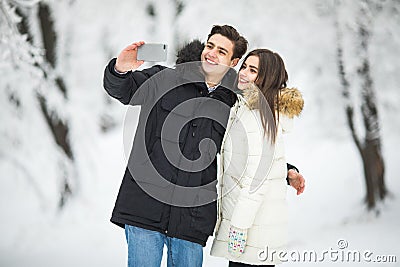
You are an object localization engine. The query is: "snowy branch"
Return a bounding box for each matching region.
[0,0,44,71]
[334,0,363,153]
[9,0,40,8]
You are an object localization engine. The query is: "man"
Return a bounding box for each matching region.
[103,25,304,267]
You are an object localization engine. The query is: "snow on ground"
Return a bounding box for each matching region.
[1,121,399,267]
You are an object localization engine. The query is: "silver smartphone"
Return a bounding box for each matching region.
[137,43,168,62]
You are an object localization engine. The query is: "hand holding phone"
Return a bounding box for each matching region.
[137,43,168,62]
[115,41,145,72]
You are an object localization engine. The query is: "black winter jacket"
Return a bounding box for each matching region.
[103,46,237,246]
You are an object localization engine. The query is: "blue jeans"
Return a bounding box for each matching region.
[125,225,203,267]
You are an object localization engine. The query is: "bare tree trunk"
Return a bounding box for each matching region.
[357,11,387,207]
[360,140,385,208]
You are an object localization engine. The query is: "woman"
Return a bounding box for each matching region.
[210,49,304,266]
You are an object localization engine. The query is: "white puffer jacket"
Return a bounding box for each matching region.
[210,86,304,265]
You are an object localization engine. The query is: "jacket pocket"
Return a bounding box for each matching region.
[190,193,218,235]
[116,169,167,222]
[125,140,174,222]
[133,139,174,187]
[160,93,193,118]
[158,95,192,145]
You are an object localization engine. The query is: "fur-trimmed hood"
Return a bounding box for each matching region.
[242,83,304,118]
[176,39,204,64]
[277,87,304,118]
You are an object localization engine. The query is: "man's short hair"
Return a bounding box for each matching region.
[207,25,248,60]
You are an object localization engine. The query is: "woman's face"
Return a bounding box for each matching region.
[237,55,259,90]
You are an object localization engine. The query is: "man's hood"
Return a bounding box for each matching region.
[176,39,204,64]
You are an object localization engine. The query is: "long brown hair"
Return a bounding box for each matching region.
[240,49,288,143]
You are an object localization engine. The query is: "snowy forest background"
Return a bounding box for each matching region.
[1,0,399,266]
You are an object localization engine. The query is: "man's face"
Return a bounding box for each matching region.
[201,34,239,78]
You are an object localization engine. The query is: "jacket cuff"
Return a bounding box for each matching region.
[108,58,131,78]
[286,163,299,185]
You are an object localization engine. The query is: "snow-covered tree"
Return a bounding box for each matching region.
[1,0,76,209]
[333,0,394,210]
